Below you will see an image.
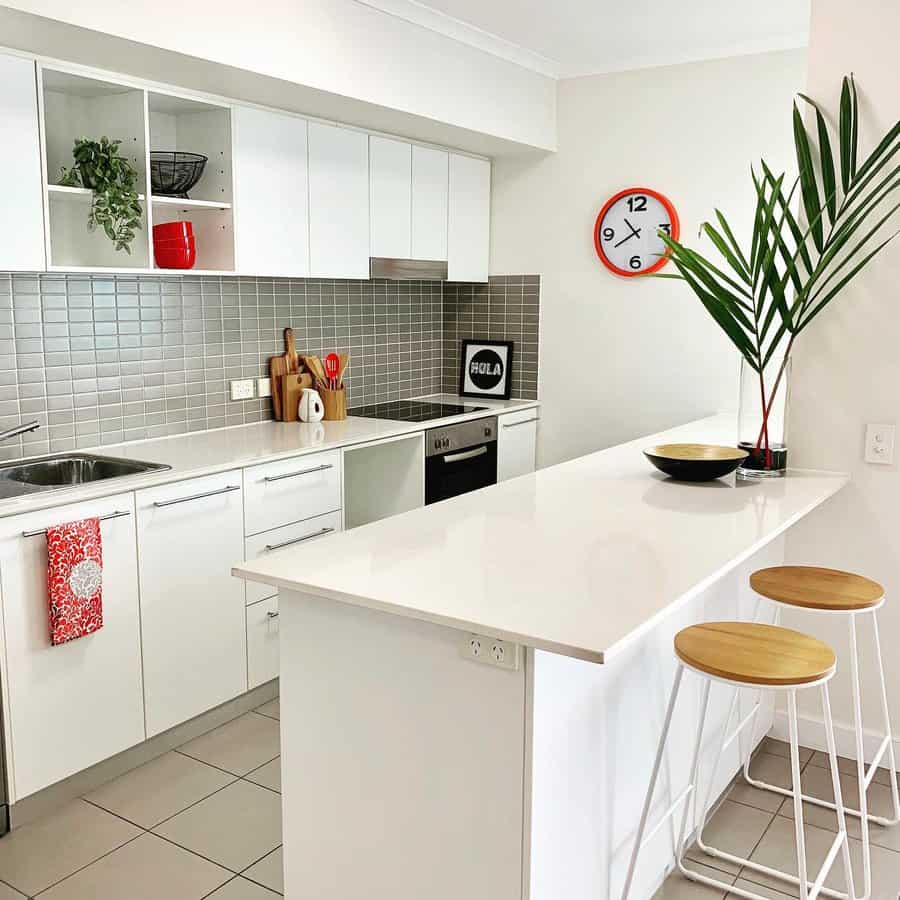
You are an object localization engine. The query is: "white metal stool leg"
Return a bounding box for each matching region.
[744,607,900,829]
[849,613,872,900]
[623,665,856,900]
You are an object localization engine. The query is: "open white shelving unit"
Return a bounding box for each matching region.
[39,65,236,274]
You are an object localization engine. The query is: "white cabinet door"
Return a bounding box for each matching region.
[369,136,411,259]
[411,145,448,261]
[233,106,309,277]
[247,596,279,689]
[497,408,538,482]
[136,472,246,736]
[448,154,490,282]
[308,122,369,278]
[0,495,143,801]
[0,52,45,272]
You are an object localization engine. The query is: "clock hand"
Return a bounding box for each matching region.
[624,217,642,239]
[613,231,637,248]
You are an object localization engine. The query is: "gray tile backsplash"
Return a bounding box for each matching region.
[0,272,540,459]
[442,276,540,401]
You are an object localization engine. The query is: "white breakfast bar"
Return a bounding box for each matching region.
[234,414,848,900]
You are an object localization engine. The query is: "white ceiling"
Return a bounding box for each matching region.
[362,0,810,77]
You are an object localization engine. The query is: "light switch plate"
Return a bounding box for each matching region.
[230,379,255,401]
[257,377,272,398]
[865,423,895,465]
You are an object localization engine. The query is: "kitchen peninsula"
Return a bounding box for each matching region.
[235,414,848,900]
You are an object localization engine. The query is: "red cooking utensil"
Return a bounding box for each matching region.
[324,353,340,390]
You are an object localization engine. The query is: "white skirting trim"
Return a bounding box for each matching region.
[770,710,900,765]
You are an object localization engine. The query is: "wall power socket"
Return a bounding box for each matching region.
[461,632,520,671]
[230,379,256,401]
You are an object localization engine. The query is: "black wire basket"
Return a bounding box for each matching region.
[150,151,208,199]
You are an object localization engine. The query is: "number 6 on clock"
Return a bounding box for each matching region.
[593,187,680,278]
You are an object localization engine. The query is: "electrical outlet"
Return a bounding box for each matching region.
[461,632,520,671]
[257,377,272,398]
[230,379,255,401]
[865,423,895,465]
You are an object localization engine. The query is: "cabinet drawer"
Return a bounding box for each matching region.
[247,596,280,689]
[243,510,342,605]
[243,451,341,536]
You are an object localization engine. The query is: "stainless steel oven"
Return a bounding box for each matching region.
[425,417,497,504]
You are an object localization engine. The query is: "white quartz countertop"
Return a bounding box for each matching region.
[0,395,538,519]
[234,414,848,664]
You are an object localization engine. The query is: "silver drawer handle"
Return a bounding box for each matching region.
[23,509,131,538]
[264,464,333,483]
[153,484,241,508]
[264,527,334,552]
[266,610,280,619]
[501,417,539,429]
[443,446,488,464]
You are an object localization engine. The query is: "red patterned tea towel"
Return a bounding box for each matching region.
[46,517,104,646]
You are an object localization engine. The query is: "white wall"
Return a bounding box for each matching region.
[779,0,900,750]
[491,50,808,467]
[1,0,556,152]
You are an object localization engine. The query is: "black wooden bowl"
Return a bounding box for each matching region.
[644,443,748,482]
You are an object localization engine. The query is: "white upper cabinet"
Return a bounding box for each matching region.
[0,53,45,272]
[411,145,448,261]
[369,136,411,259]
[308,122,369,279]
[448,154,491,282]
[233,105,309,277]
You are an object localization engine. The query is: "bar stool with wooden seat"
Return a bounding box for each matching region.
[742,567,900,900]
[622,622,855,900]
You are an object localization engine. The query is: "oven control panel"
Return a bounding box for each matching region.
[425,417,497,457]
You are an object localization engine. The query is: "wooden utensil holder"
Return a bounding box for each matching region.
[320,387,347,421]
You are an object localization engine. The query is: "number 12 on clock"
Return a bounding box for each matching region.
[593,187,680,277]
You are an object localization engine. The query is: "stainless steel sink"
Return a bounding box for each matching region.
[0,452,170,496]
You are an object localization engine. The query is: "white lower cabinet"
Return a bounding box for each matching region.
[247,596,280,689]
[136,471,247,737]
[0,495,144,801]
[497,408,539,482]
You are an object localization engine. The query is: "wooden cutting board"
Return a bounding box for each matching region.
[281,372,314,422]
[269,328,301,420]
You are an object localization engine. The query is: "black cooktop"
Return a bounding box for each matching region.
[348,400,487,422]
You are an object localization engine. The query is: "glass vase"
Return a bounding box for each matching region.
[737,357,790,478]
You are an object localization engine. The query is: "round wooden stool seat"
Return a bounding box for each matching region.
[750,566,884,611]
[674,621,836,686]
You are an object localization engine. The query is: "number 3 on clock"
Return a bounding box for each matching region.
[593,187,680,278]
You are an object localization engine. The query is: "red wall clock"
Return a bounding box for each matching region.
[593,187,680,277]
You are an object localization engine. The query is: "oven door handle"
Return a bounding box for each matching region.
[442,445,488,464]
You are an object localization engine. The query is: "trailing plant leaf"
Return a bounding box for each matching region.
[58,136,142,253]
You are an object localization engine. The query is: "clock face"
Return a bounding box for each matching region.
[593,187,680,277]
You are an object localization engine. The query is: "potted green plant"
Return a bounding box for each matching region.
[59,136,143,254]
[658,76,900,476]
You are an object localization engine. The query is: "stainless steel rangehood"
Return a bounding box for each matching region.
[369,257,448,280]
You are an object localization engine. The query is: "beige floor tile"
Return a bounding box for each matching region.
[686,801,774,876]
[245,758,281,794]
[654,862,735,898]
[255,699,280,721]
[38,833,231,900]
[744,813,900,897]
[758,738,813,765]
[776,761,900,851]
[0,799,140,896]
[730,753,796,813]
[808,749,899,788]
[85,751,236,828]
[206,876,281,899]
[153,780,282,872]
[0,881,27,900]
[243,846,283,894]
[727,878,793,898]
[178,712,280,776]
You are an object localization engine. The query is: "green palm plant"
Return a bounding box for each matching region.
[658,75,900,470]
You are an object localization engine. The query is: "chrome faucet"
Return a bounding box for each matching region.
[0,421,39,444]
